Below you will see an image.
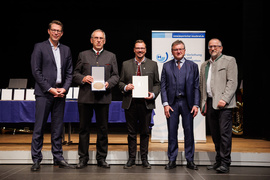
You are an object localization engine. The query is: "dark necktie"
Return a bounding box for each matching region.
[136,62,141,76]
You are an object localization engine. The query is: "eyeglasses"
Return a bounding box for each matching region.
[92,37,105,40]
[172,48,185,52]
[50,29,62,33]
[208,45,221,49]
[135,47,146,50]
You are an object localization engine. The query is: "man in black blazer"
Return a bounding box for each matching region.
[119,40,160,169]
[30,20,73,171]
[73,29,119,169]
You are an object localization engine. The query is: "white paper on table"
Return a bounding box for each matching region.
[132,76,148,98]
[91,66,105,91]
[25,89,35,101]
[13,89,25,100]
[66,87,73,99]
[1,89,13,100]
[73,87,79,99]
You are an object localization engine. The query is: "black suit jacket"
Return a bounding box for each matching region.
[31,40,73,96]
[73,49,119,104]
[119,58,160,109]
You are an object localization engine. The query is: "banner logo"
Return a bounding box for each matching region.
[156,52,168,63]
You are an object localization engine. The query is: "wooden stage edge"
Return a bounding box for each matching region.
[0,134,270,166]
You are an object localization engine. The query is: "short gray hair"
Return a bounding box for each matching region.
[91,29,106,39]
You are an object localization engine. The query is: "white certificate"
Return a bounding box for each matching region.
[132,76,148,98]
[91,66,105,91]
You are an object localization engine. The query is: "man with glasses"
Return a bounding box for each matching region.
[30,20,73,171]
[200,38,237,173]
[73,29,119,169]
[161,40,200,170]
[119,40,160,169]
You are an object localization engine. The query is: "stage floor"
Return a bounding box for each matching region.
[0,134,270,152]
[0,134,270,166]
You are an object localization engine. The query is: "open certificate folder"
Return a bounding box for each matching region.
[91,66,105,91]
[132,76,148,98]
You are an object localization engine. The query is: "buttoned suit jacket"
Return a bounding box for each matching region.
[73,49,119,104]
[199,54,238,110]
[31,40,73,96]
[160,58,200,110]
[119,58,160,109]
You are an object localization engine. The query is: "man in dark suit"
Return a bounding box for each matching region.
[119,40,160,169]
[73,29,119,169]
[161,40,200,170]
[30,20,73,171]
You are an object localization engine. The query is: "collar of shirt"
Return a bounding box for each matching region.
[134,57,146,65]
[93,48,104,55]
[210,53,223,63]
[48,39,60,49]
[174,57,185,66]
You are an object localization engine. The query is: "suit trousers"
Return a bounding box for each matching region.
[124,99,152,161]
[31,95,65,163]
[206,97,232,166]
[78,103,109,162]
[167,97,194,162]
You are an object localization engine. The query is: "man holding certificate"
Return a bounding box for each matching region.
[73,29,119,169]
[119,40,160,169]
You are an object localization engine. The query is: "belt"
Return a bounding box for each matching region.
[176,93,186,99]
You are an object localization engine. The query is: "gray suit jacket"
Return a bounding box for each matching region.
[73,49,119,104]
[119,58,160,109]
[200,54,238,110]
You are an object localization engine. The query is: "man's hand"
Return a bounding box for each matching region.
[105,82,109,89]
[126,83,134,91]
[164,105,174,119]
[82,75,94,84]
[217,99,227,108]
[49,88,66,98]
[191,106,198,118]
[145,92,154,100]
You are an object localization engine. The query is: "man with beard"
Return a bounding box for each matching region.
[119,40,160,169]
[200,38,238,173]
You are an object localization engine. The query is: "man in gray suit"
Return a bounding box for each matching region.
[200,38,238,173]
[119,40,160,169]
[73,29,119,169]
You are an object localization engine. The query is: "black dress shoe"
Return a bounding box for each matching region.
[31,161,40,171]
[187,161,198,170]
[216,165,230,173]
[76,160,88,169]
[142,160,151,169]
[165,161,176,170]
[207,162,221,170]
[124,159,136,169]
[97,160,110,168]
[55,160,76,169]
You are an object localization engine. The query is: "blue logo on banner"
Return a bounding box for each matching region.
[156,52,168,63]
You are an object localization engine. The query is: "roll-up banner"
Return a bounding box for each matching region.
[151,31,206,143]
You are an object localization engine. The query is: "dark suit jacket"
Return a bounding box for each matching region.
[119,58,160,109]
[31,40,73,96]
[73,49,119,104]
[161,58,200,109]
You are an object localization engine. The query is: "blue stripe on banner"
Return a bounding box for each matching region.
[152,32,165,38]
[172,32,205,38]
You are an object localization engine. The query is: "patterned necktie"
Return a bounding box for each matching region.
[177,60,181,70]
